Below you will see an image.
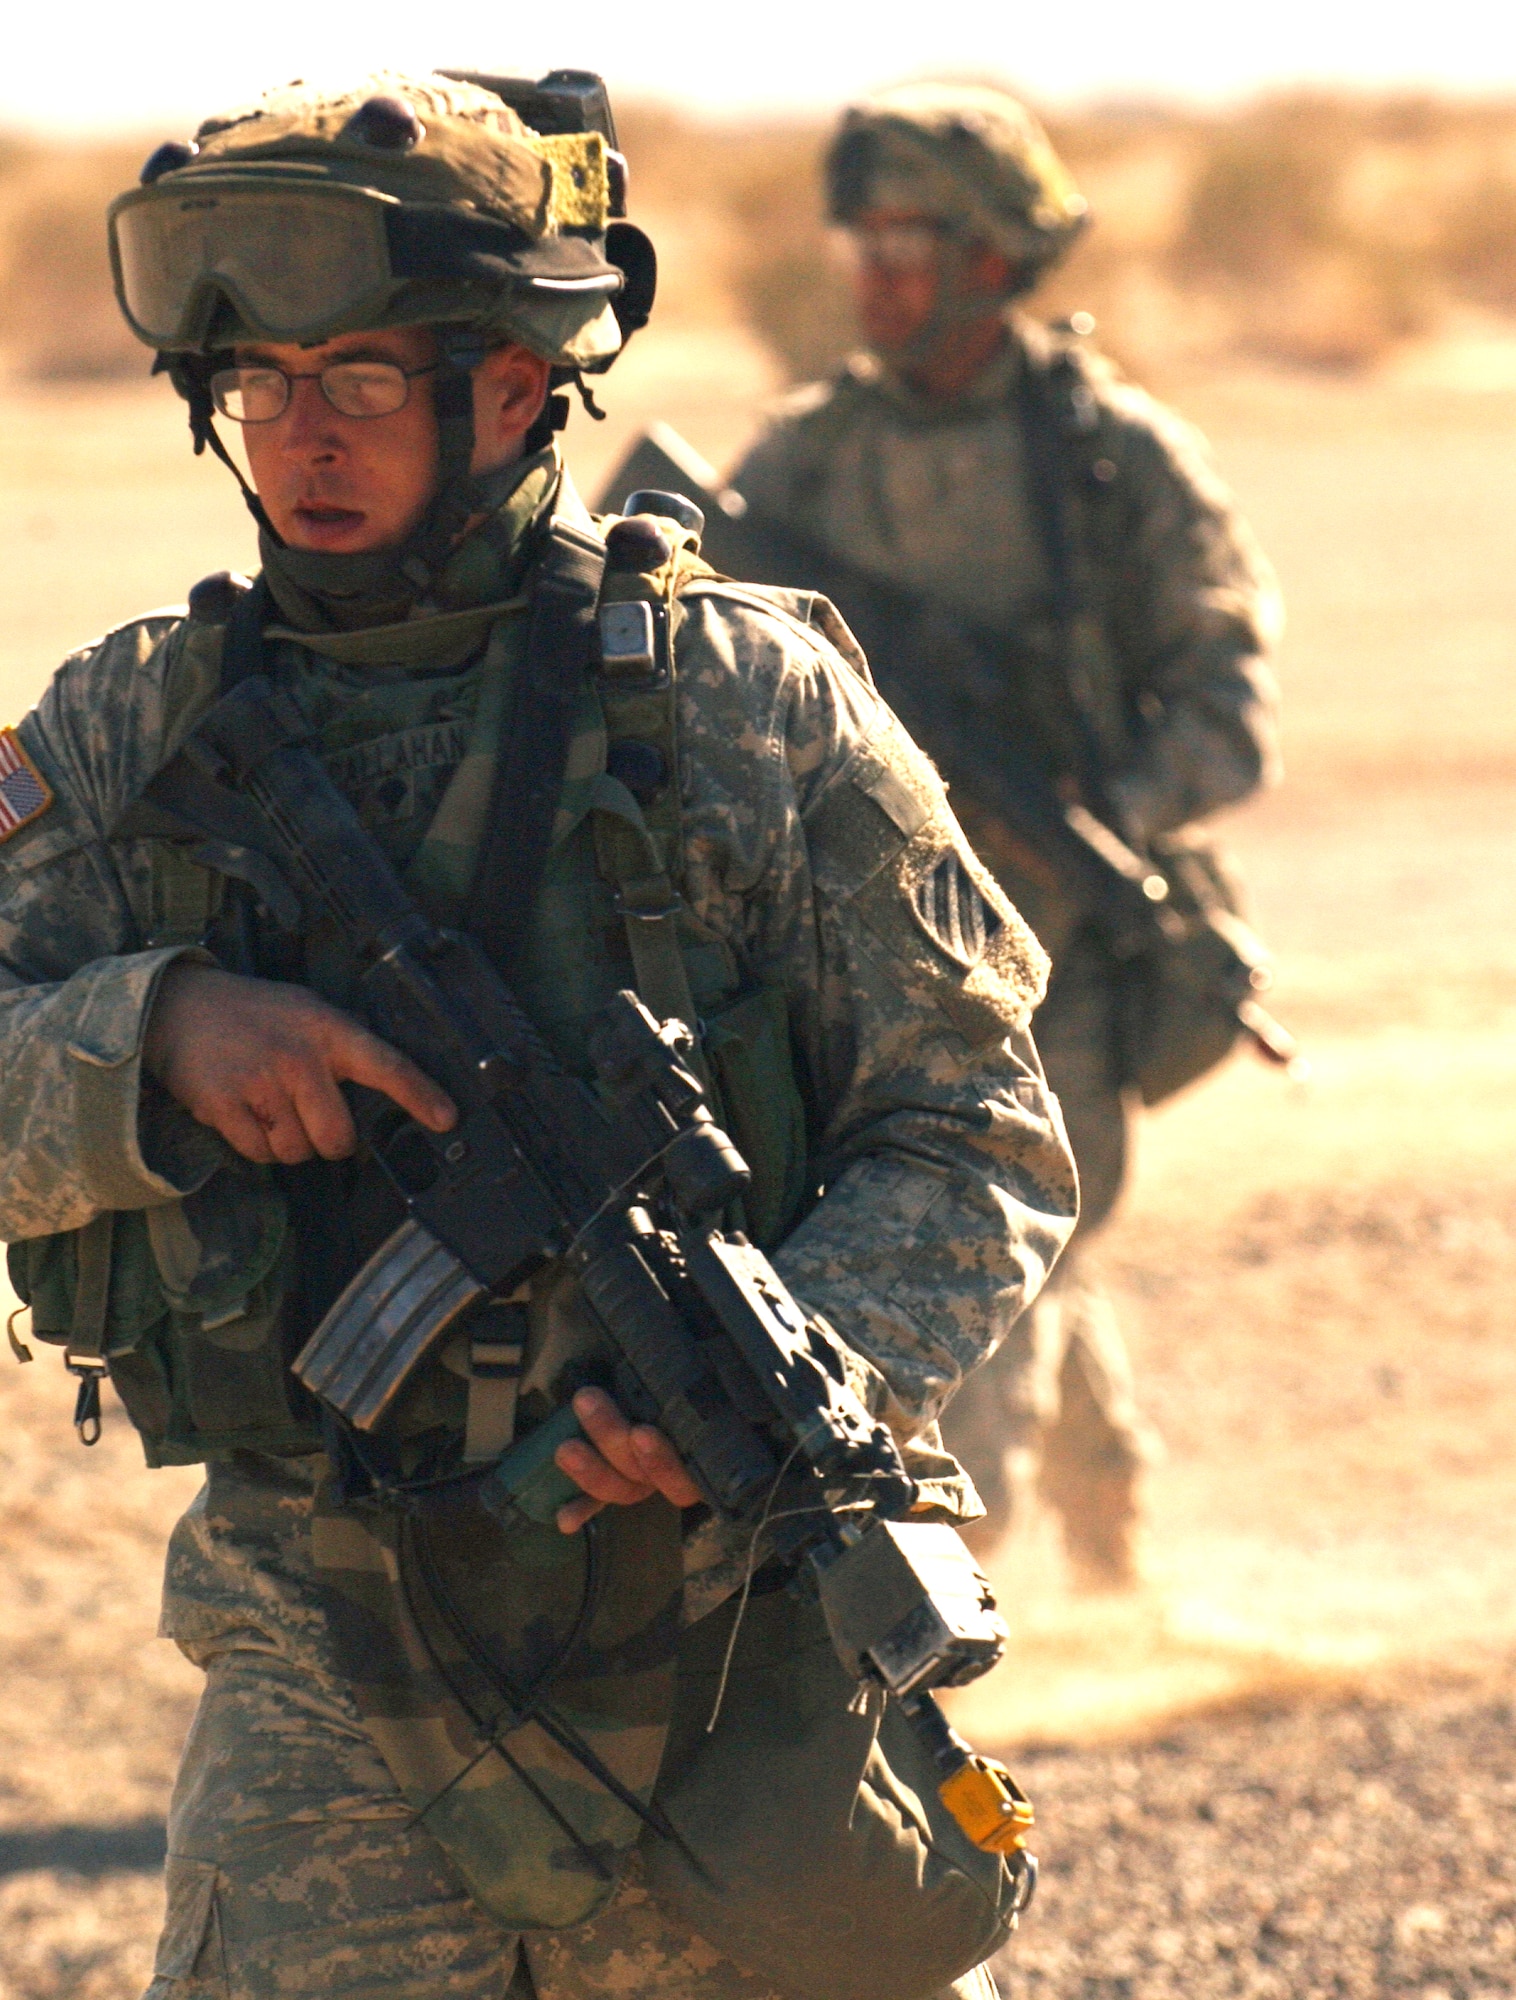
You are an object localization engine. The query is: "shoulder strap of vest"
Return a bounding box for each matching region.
[592,537,713,1042]
[465,516,608,980]
[138,588,250,951]
[1015,333,1124,818]
[220,575,274,692]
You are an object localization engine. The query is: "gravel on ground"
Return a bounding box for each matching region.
[994,1667,1516,2000]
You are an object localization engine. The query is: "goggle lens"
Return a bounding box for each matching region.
[113,186,394,346]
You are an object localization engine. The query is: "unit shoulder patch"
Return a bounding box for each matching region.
[911,847,1004,970]
[0,728,53,843]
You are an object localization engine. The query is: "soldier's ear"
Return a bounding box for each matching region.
[470,344,552,474]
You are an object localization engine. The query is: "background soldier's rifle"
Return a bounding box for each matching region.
[118,672,1038,1886]
[598,425,1303,1101]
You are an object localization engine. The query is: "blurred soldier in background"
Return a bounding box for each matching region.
[728,84,1285,1588]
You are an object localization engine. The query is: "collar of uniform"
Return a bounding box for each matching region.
[261,451,598,669]
[259,445,559,644]
[265,592,532,668]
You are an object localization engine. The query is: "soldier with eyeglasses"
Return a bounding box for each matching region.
[0,68,1074,2000]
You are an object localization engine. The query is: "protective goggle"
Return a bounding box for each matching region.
[109,173,622,350]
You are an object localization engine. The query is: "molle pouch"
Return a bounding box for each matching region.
[701,984,810,1249]
[1115,834,1268,1106]
[641,1585,1022,2000]
[10,1210,184,1454]
[7,1168,312,1465]
[8,1210,167,1359]
[311,1464,685,1932]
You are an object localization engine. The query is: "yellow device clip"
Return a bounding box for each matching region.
[939,1754,1036,1855]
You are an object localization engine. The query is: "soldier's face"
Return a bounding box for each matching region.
[847,211,946,354]
[235,325,443,555]
[847,208,1015,359]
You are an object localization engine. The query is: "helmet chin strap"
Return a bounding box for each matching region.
[160,353,280,540]
[395,328,487,594]
[161,332,503,619]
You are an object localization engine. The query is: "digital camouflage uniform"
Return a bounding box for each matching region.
[0,71,1076,2000]
[731,83,1282,1585]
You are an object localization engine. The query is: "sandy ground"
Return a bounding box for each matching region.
[0,327,1514,1997]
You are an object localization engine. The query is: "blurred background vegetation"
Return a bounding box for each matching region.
[10,91,1516,384]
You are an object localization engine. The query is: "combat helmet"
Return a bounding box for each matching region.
[108,68,655,590]
[826,81,1088,293]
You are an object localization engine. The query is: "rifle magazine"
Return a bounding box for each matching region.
[293,1216,486,1431]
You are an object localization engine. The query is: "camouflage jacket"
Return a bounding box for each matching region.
[0,468,1076,1472]
[731,315,1284,852]
[0,462,1080,1927]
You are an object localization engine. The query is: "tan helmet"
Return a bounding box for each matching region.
[825,82,1088,288]
[111,68,653,371]
[110,69,656,596]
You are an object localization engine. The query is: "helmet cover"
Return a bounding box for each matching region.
[111,71,633,367]
[826,82,1088,283]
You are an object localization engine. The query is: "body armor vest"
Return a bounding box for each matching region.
[10,532,812,1467]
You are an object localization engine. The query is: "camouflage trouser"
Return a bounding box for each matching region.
[145,1460,1001,2000]
[941,933,1158,1585]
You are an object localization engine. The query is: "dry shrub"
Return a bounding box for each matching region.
[702,90,1516,384]
[1174,97,1351,283]
[1435,169,1516,309]
[1166,97,1434,369]
[617,106,855,380]
[715,129,852,385]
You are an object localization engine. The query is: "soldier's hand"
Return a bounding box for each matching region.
[143,962,457,1167]
[554,1385,703,1533]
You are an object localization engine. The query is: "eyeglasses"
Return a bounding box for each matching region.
[845,222,954,275]
[209,359,439,424]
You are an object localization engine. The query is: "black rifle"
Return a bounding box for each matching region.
[118,671,1036,1879]
[599,426,1301,1097]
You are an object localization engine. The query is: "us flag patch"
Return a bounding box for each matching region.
[0,728,53,842]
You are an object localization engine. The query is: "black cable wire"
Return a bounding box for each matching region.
[397,1511,614,1879]
[414,1497,603,1708]
[410,1508,697,1860]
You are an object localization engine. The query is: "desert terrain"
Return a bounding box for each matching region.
[3,139,1516,1993]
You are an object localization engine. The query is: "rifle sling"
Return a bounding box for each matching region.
[464,517,608,980]
[1013,353,1117,819]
